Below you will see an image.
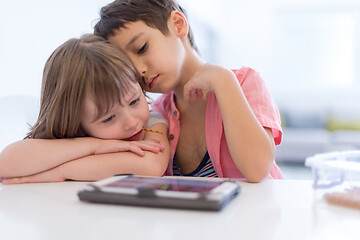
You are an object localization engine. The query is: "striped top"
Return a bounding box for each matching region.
[172,151,218,177]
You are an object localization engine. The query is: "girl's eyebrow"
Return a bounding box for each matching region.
[91,113,104,123]
[93,91,140,123]
[90,106,112,123]
[125,86,141,100]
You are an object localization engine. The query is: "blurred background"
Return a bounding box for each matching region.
[1,0,360,179]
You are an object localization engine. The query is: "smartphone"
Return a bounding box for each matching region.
[78,175,240,211]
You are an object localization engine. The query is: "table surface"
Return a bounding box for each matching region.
[0,179,359,240]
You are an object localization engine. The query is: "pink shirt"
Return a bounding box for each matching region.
[152,67,284,179]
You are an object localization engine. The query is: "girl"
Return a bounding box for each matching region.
[0,34,170,184]
[94,0,283,182]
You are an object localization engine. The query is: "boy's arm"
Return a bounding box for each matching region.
[2,123,170,184]
[184,64,275,183]
[0,136,165,178]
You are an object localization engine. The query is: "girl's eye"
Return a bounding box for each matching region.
[102,114,115,123]
[130,98,140,106]
[137,43,147,54]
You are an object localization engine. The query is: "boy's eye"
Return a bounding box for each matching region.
[137,43,147,54]
[102,114,115,123]
[130,98,140,106]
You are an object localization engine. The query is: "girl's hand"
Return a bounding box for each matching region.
[93,138,165,156]
[184,64,234,101]
[1,170,65,185]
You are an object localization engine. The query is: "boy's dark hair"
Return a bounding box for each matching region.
[94,0,198,52]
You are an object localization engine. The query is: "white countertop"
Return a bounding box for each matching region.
[0,179,359,240]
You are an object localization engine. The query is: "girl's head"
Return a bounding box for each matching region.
[27,34,149,140]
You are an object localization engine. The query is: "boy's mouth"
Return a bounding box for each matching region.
[125,129,143,141]
[147,75,159,89]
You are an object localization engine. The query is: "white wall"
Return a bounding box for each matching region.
[1,0,360,142]
[0,0,113,98]
[2,0,360,106]
[180,0,360,110]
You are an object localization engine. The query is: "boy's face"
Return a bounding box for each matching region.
[108,20,186,94]
[80,82,149,141]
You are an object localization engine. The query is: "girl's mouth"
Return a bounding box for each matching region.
[125,129,143,141]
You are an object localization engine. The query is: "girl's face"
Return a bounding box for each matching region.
[80,82,149,141]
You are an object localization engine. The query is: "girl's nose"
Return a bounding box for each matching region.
[123,113,138,131]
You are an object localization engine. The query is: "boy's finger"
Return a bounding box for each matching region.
[183,89,190,100]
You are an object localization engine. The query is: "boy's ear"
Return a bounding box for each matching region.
[169,11,188,38]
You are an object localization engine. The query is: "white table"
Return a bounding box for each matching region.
[0,180,359,240]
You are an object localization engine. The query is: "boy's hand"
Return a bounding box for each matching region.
[93,138,165,157]
[184,64,234,101]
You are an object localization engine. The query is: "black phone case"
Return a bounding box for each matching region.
[78,179,240,211]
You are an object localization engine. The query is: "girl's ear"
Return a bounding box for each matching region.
[169,11,188,38]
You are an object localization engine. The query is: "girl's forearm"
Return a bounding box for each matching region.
[214,71,275,182]
[0,138,97,178]
[2,148,169,185]
[60,124,170,181]
[59,150,168,181]
[0,123,170,182]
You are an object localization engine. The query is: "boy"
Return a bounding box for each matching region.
[94,0,283,182]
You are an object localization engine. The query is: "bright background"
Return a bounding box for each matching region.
[1,0,359,104]
[1,0,360,177]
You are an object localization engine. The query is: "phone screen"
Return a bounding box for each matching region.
[104,176,222,193]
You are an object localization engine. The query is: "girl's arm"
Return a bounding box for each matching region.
[184,64,275,183]
[0,134,165,178]
[1,123,170,184]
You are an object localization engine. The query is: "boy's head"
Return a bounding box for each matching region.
[94,0,198,52]
[28,34,143,139]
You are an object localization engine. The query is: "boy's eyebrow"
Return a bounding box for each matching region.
[126,33,144,49]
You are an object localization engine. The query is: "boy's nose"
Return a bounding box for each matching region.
[135,61,147,76]
[139,65,147,76]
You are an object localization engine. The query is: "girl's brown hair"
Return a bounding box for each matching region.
[26,34,141,139]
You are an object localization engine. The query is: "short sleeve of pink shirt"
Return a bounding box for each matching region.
[233,68,282,145]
